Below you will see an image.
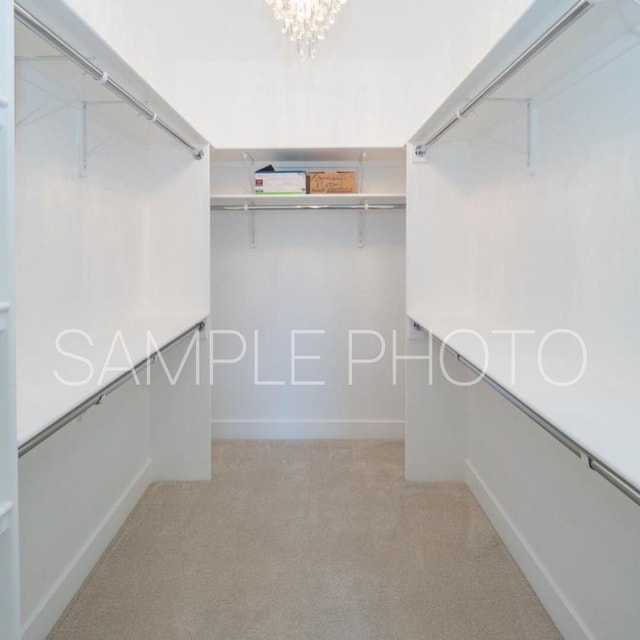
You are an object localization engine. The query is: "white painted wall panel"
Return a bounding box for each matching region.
[466,381,640,640]
[14,23,210,445]
[19,380,151,640]
[404,332,469,481]
[406,1,640,637]
[149,329,211,481]
[14,12,212,640]
[210,208,406,439]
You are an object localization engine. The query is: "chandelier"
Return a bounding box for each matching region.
[266,0,348,59]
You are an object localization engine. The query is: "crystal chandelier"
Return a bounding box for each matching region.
[266,0,348,59]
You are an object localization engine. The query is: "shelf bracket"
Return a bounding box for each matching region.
[246,202,256,249]
[484,98,537,175]
[358,151,367,192]
[16,66,85,128]
[358,201,369,249]
[243,152,256,194]
[77,100,139,176]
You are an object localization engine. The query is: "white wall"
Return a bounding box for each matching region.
[463,17,640,637]
[14,20,210,445]
[405,0,640,637]
[210,163,406,439]
[466,380,640,640]
[149,329,212,481]
[210,211,406,439]
[404,331,470,481]
[14,14,212,640]
[18,379,152,640]
[53,0,535,149]
[407,0,640,471]
[18,332,210,640]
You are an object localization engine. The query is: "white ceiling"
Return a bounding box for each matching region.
[31,0,538,148]
[129,0,436,63]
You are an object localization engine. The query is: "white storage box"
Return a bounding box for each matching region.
[254,171,307,194]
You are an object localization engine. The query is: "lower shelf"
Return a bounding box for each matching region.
[16,312,209,450]
[407,309,640,504]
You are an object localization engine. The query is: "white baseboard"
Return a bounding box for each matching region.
[211,419,404,441]
[21,460,153,640]
[465,460,596,640]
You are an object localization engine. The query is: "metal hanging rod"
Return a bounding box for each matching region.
[18,320,206,458]
[14,2,205,160]
[416,322,640,508]
[211,203,405,212]
[414,0,595,157]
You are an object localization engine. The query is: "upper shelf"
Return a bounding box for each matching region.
[210,147,407,201]
[210,147,406,165]
[410,0,640,151]
[14,5,208,152]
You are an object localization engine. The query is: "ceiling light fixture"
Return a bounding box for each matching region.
[266,0,348,59]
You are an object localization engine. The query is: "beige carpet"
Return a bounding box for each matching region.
[49,441,561,640]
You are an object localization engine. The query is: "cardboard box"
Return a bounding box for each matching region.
[307,171,358,194]
[254,171,307,194]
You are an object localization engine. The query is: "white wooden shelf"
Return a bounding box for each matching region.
[210,193,406,209]
[16,310,208,449]
[210,147,406,164]
[407,309,640,501]
[411,0,640,152]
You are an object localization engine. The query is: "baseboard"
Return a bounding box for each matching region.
[21,459,153,640]
[465,460,596,640]
[211,419,404,440]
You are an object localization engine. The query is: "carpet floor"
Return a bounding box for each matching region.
[48,440,561,640]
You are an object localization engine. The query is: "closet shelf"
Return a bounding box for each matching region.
[15,3,205,158]
[411,0,640,152]
[407,309,640,506]
[210,193,406,210]
[17,311,208,452]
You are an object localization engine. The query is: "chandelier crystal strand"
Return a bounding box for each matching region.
[266,0,348,59]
